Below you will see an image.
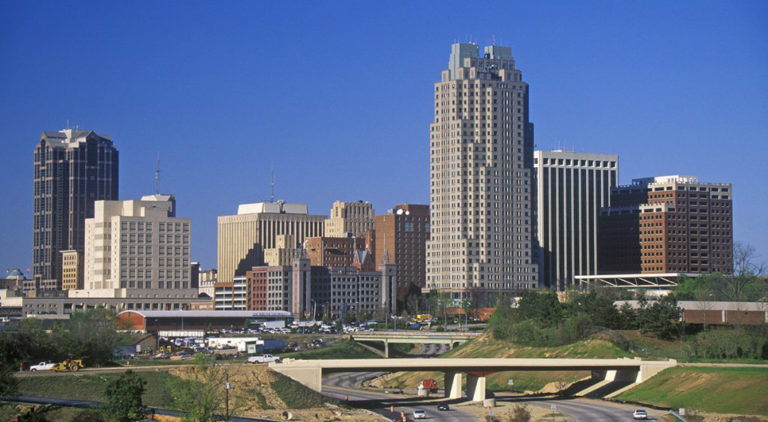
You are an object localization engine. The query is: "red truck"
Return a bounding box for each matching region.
[420,379,438,393]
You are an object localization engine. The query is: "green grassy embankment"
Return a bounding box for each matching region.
[614,366,768,416]
[16,371,177,408]
[270,371,338,409]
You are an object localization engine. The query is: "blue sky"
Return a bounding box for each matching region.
[1,1,766,272]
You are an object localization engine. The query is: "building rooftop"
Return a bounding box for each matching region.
[118,310,293,318]
[41,129,111,147]
[237,201,308,215]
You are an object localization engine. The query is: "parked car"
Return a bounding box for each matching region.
[633,409,648,420]
[437,403,450,411]
[413,409,427,419]
[29,361,55,371]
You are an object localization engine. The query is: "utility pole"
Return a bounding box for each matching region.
[225,373,233,421]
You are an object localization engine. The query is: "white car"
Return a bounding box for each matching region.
[413,409,427,419]
[30,361,55,371]
[633,409,648,420]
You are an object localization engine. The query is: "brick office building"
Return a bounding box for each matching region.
[599,175,733,274]
[304,236,370,267]
[375,204,429,306]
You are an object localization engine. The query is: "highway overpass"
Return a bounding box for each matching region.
[270,357,676,402]
[350,331,480,357]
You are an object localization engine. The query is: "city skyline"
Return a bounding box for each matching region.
[2,1,767,273]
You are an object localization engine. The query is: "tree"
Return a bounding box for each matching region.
[0,365,18,397]
[101,370,147,422]
[636,296,683,340]
[54,308,123,365]
[734,241,766,277]
[516,290,562,326]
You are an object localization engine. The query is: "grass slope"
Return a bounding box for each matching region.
[17,371,176,408]
[271,371,338,409]
[615,366,768,416]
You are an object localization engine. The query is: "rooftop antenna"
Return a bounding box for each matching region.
[492,34,496,45]
[66,120,70,129]
[270,167,275,203]
[154,153,161,194]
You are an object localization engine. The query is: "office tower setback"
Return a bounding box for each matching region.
[427,43,537,300]
[82,194,194,297]
[325,200,375,237]
[304,236,367,267]
[599,175,733,274]
[375,204,430,304]
[217,201,325,285]
[534,150,618,290]
[33,129,119,286]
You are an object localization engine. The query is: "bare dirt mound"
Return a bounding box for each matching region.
[170,364,381,421]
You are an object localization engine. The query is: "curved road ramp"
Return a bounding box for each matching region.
[269,358,676,402]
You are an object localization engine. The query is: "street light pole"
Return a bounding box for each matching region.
[225,372,232,421]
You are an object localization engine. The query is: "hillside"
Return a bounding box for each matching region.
[615,366,768,416]
[16,365,380,421]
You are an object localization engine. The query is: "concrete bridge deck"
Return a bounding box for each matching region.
[270,357,676,402]
[350,331,481,357]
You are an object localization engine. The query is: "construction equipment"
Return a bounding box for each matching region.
[51,359,84,372]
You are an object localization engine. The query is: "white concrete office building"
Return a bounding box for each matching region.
[534,150,618,290]
[80,194,196,299]
[426,43,538,300]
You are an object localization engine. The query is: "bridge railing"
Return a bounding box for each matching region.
[350,331,481,338]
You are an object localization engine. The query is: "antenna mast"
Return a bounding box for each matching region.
[154,153,161,194]
[270,169,275,203]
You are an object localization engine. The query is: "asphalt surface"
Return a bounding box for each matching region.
[323,386,476,422]
[322,342,476,421]
[497,395,667,422]
[322,342,669,422]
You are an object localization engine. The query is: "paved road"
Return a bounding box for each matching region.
[323,386,476,422]
[16,364,191,377]
[322,342,476,421]
[493,394,667,422]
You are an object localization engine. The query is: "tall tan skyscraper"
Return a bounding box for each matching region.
[217,201,325,284]
[324,200,374,237]
[426,43,538,302]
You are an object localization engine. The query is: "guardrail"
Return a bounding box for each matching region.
[350,331,481,338]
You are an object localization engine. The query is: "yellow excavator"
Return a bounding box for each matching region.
[51,359,84,372]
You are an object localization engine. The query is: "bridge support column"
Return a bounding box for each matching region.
[465,374,486,402]
[384,340,389,358]
[444,371,462,399]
